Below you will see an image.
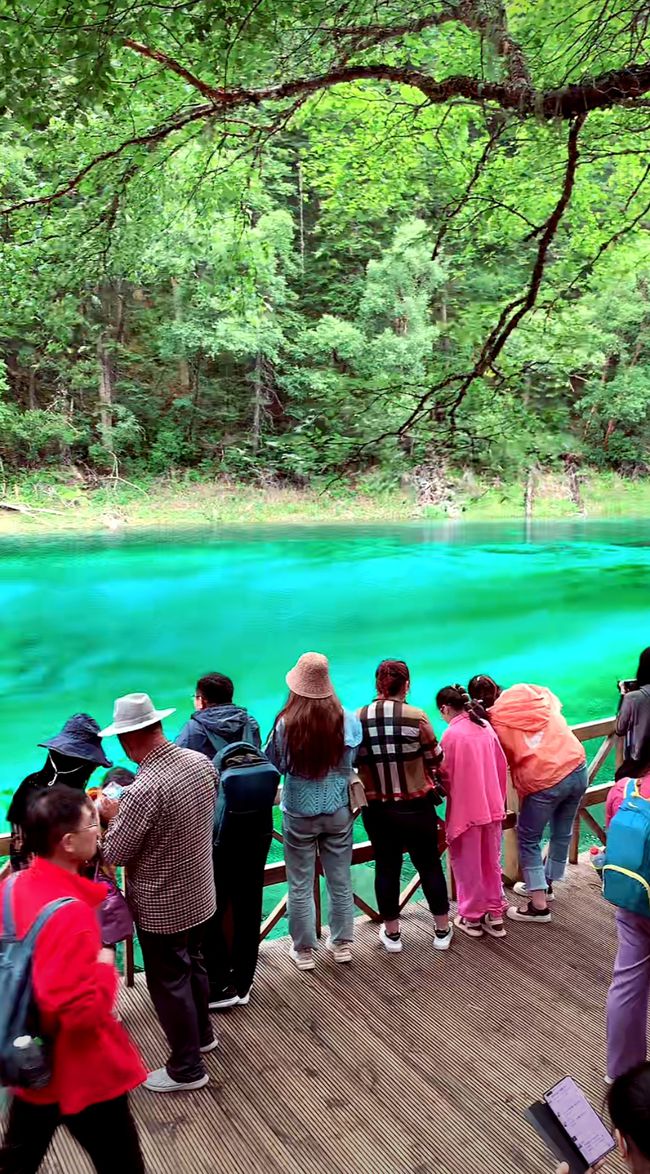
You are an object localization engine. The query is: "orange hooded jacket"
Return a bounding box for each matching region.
[489,683,586,798]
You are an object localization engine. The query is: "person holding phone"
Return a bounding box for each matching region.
[616,648,650,781]
[553,1062,650,1174]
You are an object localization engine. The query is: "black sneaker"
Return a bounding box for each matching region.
[507,901,552,923]
[208,985,239,1010]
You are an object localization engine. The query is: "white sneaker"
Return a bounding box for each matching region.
[379,924,403,953]
[236,989,251,1006]
[513,881,555,901]
[145,1067,209,1093]
[199,1037,219,1054]
[326,936,352,963]
[289,945,315,971]
[433,925,454,951]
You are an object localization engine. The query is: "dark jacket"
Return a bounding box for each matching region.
[175,704,262,760]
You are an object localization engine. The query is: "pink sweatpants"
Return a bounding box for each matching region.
[448,821,506,922]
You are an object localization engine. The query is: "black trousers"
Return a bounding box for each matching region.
[0,1094,144,1174]
[138,922,212,1083]
[362,793,449,922]
[203,815,272,998]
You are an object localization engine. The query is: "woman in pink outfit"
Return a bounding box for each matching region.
[437,685,509,939]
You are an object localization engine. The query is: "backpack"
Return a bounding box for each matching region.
[0,873,74,1089]
[603,779,650,918]
[212,741,280,846]
[202,717,257,765]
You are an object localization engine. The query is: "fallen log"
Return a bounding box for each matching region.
[0,500,66,517]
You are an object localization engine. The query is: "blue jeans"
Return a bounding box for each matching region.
[517,763,589,892]
[283,805,354,950]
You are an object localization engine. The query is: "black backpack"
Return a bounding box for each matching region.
[0,873,73,1089]
[213,742,280,845]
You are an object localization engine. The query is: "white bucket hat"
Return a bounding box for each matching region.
[100,692,176,737]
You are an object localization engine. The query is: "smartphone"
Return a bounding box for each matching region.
[618,677,638,695]
[525,1076,615,1174]
[103,781,124,801]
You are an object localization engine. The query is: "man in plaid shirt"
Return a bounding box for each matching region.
[101,693,217,1094]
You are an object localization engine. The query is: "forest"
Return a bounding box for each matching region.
[1,1,650,495]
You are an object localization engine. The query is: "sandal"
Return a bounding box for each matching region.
[481,913,507,939]
[453,915,484,938]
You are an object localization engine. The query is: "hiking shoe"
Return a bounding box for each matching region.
[507,902,552,923]
[481,912,507,939]
[209,985,239,1011]
[199,1037,219,1054]
[379,924,403,953]
[433,925,454,951]
[326,936,352,963]
[289,945,315,971]
[145,1068,209,1093]
[454,915,483,938]
[513,881,555,901]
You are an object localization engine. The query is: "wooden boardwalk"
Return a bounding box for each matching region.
[31,860,620,1174]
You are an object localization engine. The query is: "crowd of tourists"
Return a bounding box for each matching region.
[1,646,650,1173]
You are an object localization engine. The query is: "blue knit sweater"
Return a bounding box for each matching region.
[265,711,362,816]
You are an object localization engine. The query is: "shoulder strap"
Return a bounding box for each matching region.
[2,875,74,948]
[2,873,20,939]
[22,898,75,949]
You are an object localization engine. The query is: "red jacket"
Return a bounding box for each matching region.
[0,857,146,1115]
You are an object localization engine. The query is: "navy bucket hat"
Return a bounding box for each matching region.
[38,713,113,768]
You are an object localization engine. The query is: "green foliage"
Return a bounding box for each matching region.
[1,1,650,483]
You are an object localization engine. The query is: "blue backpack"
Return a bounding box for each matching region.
[603,780,650,918]
[0,873,74,1089]
[212,742,280,846]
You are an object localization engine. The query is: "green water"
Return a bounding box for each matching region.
[1,518,648,925]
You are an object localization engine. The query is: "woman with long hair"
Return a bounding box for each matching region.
[356,659,452,953]
[437,685,508,939]
[266,653,361,971]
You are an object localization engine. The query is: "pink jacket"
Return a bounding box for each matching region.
[440,713,508,843]
[606,771,650,826]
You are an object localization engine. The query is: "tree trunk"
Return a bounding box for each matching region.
[251,352,264,454]
[524,465,537,521]
[171,278,191,395]
[97,334,114,448]
[297,158,305,275]
[27,365,36,410]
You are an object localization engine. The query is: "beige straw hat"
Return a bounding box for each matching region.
[285,652,334,699]
[100,692,176,737]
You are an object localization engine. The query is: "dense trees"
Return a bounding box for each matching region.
[1,1,650,483]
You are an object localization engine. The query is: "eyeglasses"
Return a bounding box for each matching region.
[75,823,100,834]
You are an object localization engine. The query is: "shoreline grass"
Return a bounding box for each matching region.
[0,469,648,536]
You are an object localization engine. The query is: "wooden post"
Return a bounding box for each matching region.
[502,770,521,885]
[125,935,135,988]
[569,812,581,865]
[314,857,322,939]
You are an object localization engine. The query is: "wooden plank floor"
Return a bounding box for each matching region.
[14,862,623,1173]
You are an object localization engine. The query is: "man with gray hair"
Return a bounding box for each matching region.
[100,693,217,1094]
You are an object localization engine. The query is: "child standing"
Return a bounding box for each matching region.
[437,685,508,939]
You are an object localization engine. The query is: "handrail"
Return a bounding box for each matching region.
[0,714,623,985]
[259,714,621,941]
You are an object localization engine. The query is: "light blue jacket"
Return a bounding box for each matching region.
[265,710,362,816]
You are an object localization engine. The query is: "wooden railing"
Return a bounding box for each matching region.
[0,714,621,988]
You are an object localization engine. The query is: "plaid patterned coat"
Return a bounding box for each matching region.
[356,699,443,802]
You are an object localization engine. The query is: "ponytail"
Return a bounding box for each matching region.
[376,659,410,699]
[436,684,487,727]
